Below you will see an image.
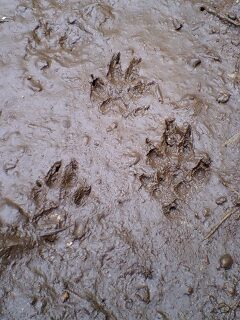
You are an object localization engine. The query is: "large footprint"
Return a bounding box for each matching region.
[140,119,211,215]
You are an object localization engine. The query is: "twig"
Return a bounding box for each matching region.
[219,176,240,197]
[224,131,240,147]
[39,225,72,238]
[201,5,240,27]
[204,208,239,240]
[67,286,118,320]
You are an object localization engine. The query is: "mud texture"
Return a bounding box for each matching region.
[0,0,240,319]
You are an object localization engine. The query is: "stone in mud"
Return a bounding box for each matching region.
[217,92,230,103]
[215,196,227,205]
[62,291,69,302]
[187,287,194,295]
[219,254,233,270]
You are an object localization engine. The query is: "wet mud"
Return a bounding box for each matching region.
[0,0,240,319]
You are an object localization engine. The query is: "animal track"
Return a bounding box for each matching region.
[31,159,91,222]
[24,0,114,70]
[0,159,91,267]
[140,119,211,215]
[90,53,162,115]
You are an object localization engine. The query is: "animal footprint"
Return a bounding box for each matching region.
[140,119,211,215]
[31,159,91,222]
[90,53,161,115]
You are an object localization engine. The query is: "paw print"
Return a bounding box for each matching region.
[0,160,91,266]
[31,159,91,222]
[140,119,211,215]
[90,53,162,115]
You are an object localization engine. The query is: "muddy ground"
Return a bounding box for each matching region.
[0,0,240,319]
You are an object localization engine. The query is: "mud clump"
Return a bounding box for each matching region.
[141,119,211,215]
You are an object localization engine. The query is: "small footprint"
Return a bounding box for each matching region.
[31,159,91,222]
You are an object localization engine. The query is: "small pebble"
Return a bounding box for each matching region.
[173,18,183,31]
[215,196,227,205]
[203,208,211,218]
[220,254,233,270]
[83,135,90,146]
[217,92,230,103]
[0,16,11,23]
[31,296,38,305]
[62,291,69,302]
[187,287,194,295]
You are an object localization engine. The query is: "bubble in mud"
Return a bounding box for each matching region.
[219,254,233,270]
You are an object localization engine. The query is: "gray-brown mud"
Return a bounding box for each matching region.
[0,0,240,319]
